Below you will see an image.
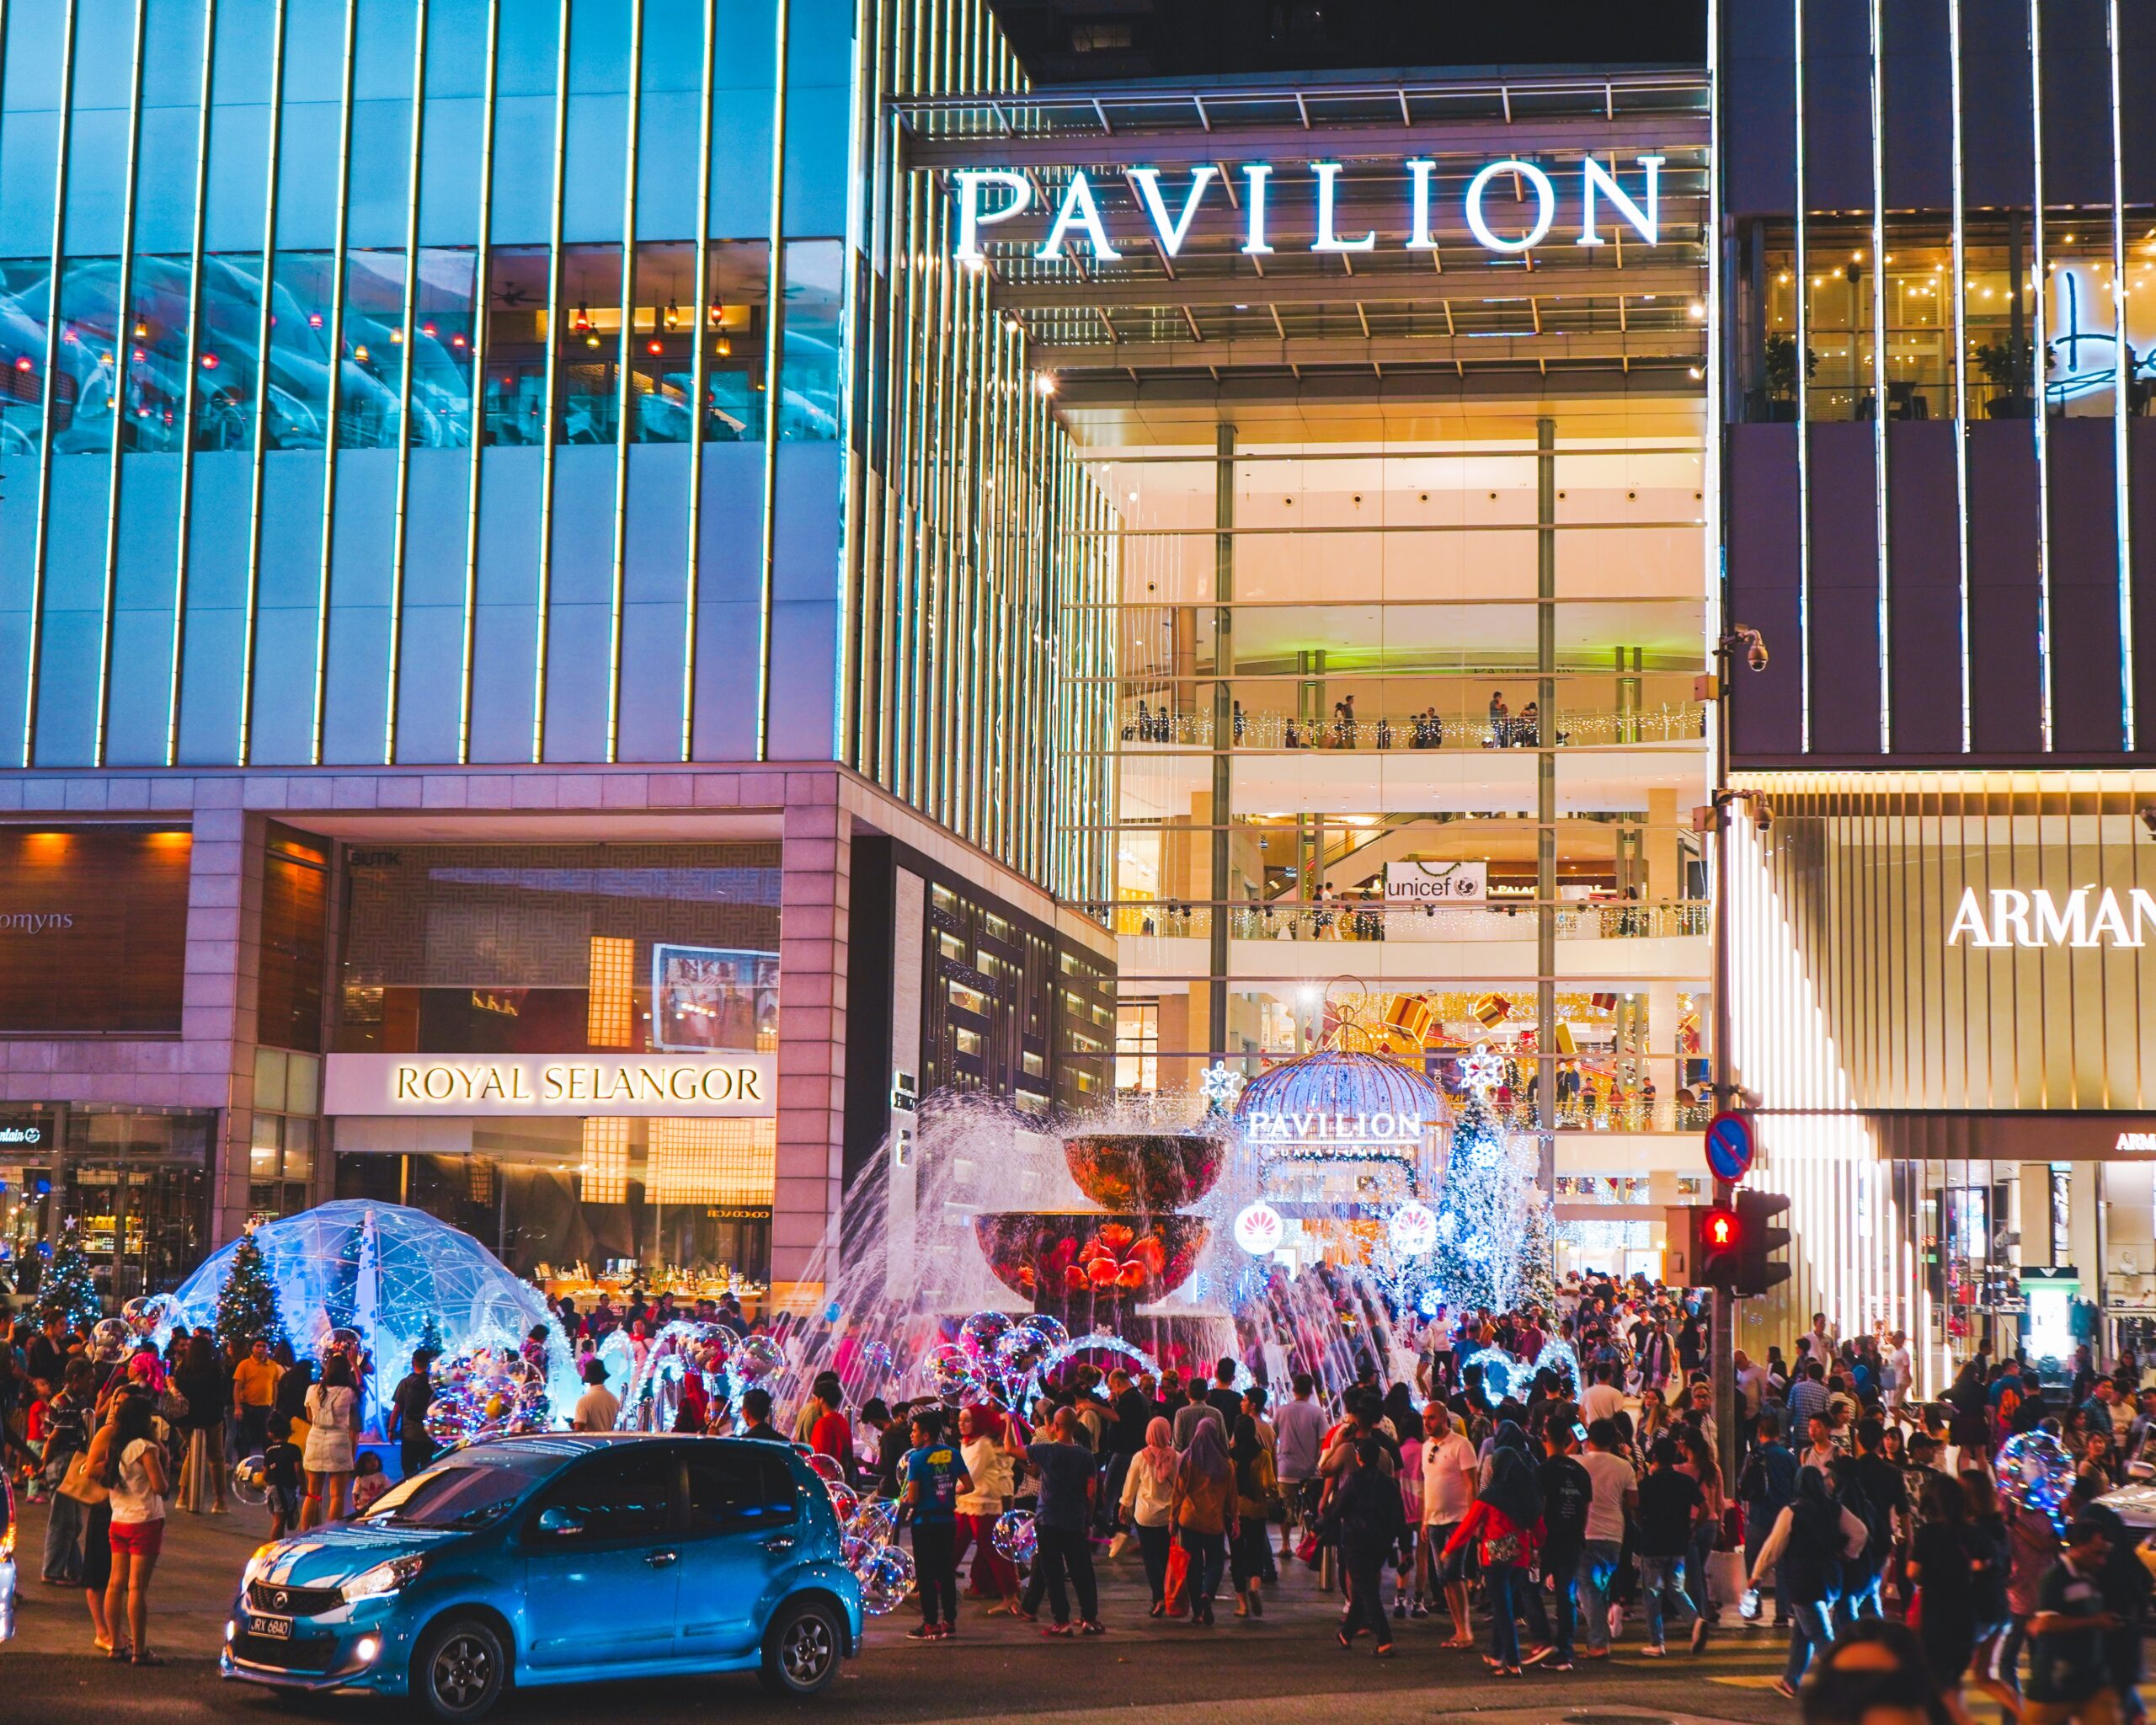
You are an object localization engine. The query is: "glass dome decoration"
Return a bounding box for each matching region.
[1232,1002,1449,1187]
[164,1201,579,1430]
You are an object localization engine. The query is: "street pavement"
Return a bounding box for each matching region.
[1,1494,1975,1723]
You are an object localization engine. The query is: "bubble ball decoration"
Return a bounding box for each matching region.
[231,1453,270,1507]
[1027,1332,1162,1410]
[805,1451,847,1486]
[824,1481,861,1528]
[857,1545,915,1616]
[990,1509,1038,1565]
[121,1295,175,1338]
[923,1342,975,1399]
[423,1345,553,1449]
[846,1498,899,1550]
[730,1333,786,1384]
[958,1311,1014,1365]
[323,1326,365,1360]
[1997,1430,2075,1530]
[90,1317,131,1359]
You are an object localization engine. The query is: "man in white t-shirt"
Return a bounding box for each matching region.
[1576,1419,1638,1658]
[1580,1362,1627,1428]
[1885,1331,1913,1412]
[572,1359,620,1432]
[1418,1403,1479,1644]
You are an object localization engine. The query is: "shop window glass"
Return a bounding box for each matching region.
[1881,226,1954,422]
[2044,211,2120,419]
[0,826,190,1033]
[259,830,328,1053]
[627,242,694,443]
[195,254,264,450]
[0,259,51,456]
[777,239,841,442]
[704,240,768,442]
[482,244,548,445]
[556,243,622,445]
[1964,214,2038,420]
[119,254,191,451]
[338,248,407,448]
[265,249,334,448]
[52,255,120,453]
[411,247,477,446]
[1801,218,1876,423]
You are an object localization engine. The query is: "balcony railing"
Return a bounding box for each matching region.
[1117,702,1706,752]
[1111,901,1711,942]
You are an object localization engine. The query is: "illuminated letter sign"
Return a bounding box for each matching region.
[947,155,1669,263]
[1946,884,2156,948]
[325,1053,777,1118]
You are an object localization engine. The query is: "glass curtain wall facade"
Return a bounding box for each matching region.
[1084,396,1715,1277]
[1724,0,2156,762]
[0,0,1114,905]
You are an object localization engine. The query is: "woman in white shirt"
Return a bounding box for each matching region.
[1118,1417,1178,1616]
[301,1352,361,1528]
[94,1391,171,1664]
[953,1404,1022,1612]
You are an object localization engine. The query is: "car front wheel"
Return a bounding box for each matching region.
[414,1616,508,1722]
[757,1597,844,1696]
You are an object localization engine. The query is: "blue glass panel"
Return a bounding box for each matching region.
[275,99,343,249]
[61,107,128,255]
[339,248,405,448]
[141,0,209,107]
[636,0,701,235]
[702,240,766,442]
[424,0,488,99]
[202,100,271,254]
[555,243,621,444]
[0,260,51,456]
[2,3,67,112]
[410,247,476,446]
[416,95,483,244]
[0,110,60,260]
[495,1,560,95]
[264,249,334,448]
[481,244,547,445]
[560,93,627,241]
[776,239,837,442]
[627,242,692,443]
[354,0,418,99]
[280,0,345,101]
[488,95,556,243]
[121,254,191,452]
[642,0,703,91]
[132,104,205,254]
[71,0,136,109]
[568,0,629,92]
[194,253,261,449]
[708,0,775,239]
[346,99,415,248]
[52,255,120,454]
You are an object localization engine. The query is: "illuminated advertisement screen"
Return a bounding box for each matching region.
[651,944,778,1054]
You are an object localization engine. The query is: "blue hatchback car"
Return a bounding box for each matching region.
[221,1434,862,1720]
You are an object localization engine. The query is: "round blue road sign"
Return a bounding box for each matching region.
[1704,1109,1755,1183]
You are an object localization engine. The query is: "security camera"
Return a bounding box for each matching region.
[1730,625,1769,673]
[1753,798,1774,833]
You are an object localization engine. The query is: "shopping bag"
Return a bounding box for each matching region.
[1164,1539,1191,1616]
[1296,1528,1321,1567]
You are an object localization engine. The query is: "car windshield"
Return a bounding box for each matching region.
[363,1453,555,1528]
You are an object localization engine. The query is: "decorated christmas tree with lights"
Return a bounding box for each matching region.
[1431,1046,1543,1315]
[214,1224,286,1350]
[36,1219,101,1332]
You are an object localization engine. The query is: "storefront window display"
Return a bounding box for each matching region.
[330,843,781,1287]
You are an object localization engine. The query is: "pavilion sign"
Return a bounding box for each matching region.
[951,155,1668,264]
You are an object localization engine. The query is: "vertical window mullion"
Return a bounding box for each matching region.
[307,0,360,765]
[604,0,643,762]
[166,0,221,766]
[531,0,572,762]
[385,0,431,764]
[680,0,715,760]
[237,0,291,765]
[456,0,502,762]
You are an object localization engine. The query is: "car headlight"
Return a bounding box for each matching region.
[341,1555,426,1604]
[241,1543,281,1591]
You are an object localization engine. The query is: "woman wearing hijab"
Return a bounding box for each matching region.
[1227,1414,1276,1618]
[1444,1422,1545,1677]
[954,1403,1022,1612]
[1320,1436,1403,1657]
[1119,1417,1178,1616]
[1172,1417,1236,1625]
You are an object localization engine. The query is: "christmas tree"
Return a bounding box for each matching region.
[1432,1086,1537,1316]
[215,1225,286,1349]
[35,1220,101,1332]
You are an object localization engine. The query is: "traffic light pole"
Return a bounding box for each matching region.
[1710,632,1738,1490]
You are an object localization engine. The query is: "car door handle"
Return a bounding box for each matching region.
[762,1535,795,1552]
[646,1550,679,1567]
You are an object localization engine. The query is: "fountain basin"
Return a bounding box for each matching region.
[1060,1132,1230,1211]
[974,1212,1210,1308]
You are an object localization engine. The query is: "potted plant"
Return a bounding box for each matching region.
[1758,333,1813,421]
[1976,336,2033,418]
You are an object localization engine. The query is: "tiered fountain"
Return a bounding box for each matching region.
[973,1128,1228,1326]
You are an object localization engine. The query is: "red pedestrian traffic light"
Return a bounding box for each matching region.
[1691,1204,1742,1290]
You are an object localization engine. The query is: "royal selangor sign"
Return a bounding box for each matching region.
[323,1053,776,1118]
[952,155,1667,263]
[1946,886,2156,948]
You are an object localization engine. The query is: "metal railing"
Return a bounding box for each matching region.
[1116,702,1706,752]
[1110,900,1711,942]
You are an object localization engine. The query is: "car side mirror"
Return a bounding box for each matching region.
[536,1506,583,1537]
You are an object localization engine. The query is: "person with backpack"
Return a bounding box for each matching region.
[1748,1465,1870,1700]
[1444,1421,1546,1676]
[1737,1412,1801,1628]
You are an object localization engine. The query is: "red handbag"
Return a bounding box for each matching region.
[1164,1540,1191,1616]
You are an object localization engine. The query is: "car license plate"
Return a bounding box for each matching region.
[248,1615,293,1640]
